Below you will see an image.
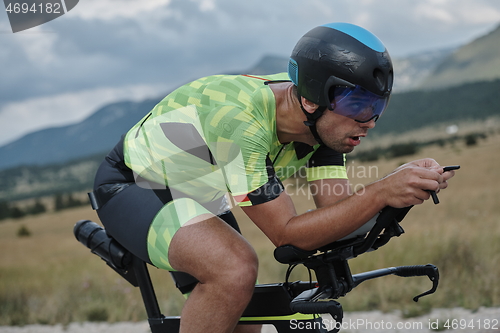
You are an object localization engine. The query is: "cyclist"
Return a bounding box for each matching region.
[90,23,454,333]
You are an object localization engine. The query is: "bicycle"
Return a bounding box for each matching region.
[74,189,452,332]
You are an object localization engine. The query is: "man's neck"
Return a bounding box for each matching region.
[269,82,317,146]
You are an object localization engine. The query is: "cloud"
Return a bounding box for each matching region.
[1,0,499,145]
[4,0,499,99]
[415,0,500,25]
[70,0,173,20]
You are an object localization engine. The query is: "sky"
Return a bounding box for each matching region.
[1,0,500,146]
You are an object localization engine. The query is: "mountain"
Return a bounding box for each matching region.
[0,153,104,201]
[0,99,160,170]
[1,20,498,171]
[0,50,479,171]
[3,78,499,201]
[419,24,500,89]
[0,56,289,171]
[372,79,500,136]
[391,48,455,91]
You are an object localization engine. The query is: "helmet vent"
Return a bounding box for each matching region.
[373,69,385,92]
[288,59,299,85]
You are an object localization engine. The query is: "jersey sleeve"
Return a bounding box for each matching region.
[305,145,347,181]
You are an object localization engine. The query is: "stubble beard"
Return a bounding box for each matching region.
[316,131,355,154]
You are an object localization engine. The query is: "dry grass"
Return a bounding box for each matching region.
[1,133,499,325]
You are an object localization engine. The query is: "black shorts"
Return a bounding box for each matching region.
[93,137,240,268]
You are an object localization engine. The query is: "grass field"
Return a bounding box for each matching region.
[1,132,499,326]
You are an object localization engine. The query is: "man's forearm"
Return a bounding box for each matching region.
[276,181,386,250]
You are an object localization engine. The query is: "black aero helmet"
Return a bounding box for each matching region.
[288,22,393,109]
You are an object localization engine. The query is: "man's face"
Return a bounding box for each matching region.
[315,110,376,153]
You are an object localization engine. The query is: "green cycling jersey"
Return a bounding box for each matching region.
[123,73,347,208]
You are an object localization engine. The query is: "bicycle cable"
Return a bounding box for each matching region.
[285,263,314,290]
[285,264,297,286]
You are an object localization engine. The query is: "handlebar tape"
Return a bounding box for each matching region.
[393,264,440,302]
[394,264,438,278]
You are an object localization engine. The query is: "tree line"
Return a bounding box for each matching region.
[0,193,89,221]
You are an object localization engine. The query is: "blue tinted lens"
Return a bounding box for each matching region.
[330,86,388,122]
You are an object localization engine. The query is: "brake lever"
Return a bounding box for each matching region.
[412,264,440,302]
[394,264,440,302]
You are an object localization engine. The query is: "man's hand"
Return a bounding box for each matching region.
[242,157,457,250]
[390,158,441,173]
[376,158,454,208]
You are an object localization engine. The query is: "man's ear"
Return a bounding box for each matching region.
[300,97,319,114]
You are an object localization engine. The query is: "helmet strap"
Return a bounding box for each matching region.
[297,93,326,145]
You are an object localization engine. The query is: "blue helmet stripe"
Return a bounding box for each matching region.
[288,59,299,85]
[322,22,385,52]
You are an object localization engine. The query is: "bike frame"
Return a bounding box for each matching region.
[74,205,440,333]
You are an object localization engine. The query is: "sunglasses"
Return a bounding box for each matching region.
[329,85,390,123]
